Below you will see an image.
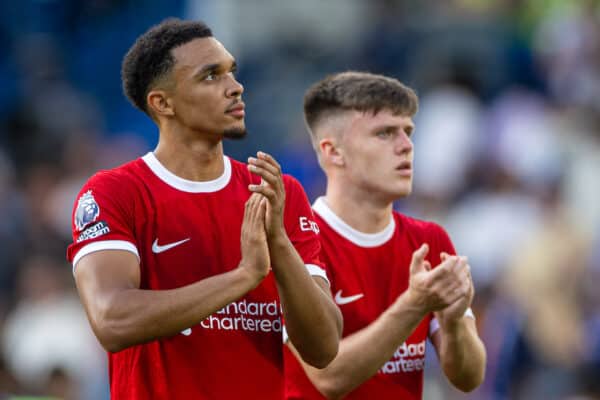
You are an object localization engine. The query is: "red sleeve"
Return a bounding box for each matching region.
[66,170,138,268]
[281,174,327,282]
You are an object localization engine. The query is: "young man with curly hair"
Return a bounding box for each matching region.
[67,19,341,399]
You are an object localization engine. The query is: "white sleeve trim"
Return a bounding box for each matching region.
[306,263,330,287]
[72,240,139,272]
[429,307,475,336]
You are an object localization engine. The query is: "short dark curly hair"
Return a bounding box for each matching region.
[304,71,418,136]
[121,18,213,114]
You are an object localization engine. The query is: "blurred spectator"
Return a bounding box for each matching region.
[1,256,106,399]
[495,181,591,399]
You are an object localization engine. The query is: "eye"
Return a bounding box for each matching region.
[204,71,218,81]
[376,130,394,138]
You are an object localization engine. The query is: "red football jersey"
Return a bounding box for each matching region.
[284,197,456,400]
[67,153,326,399]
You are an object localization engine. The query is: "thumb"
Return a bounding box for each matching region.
[410,243,429,274]
[423,260,432,271]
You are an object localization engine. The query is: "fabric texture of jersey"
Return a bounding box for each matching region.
[67,153,325,400]
[284,197,456,400]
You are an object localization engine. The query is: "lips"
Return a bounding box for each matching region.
[396,161,412,170]
[395,161,412,177]
[226,102,245,114]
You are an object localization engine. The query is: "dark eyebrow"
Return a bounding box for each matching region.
[194,60,237,77]
[373,124,400,132]
[372,123,415,134]
[195,63,220,77]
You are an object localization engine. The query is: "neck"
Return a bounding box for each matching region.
[324,176,394,234]
[154,125,225,182]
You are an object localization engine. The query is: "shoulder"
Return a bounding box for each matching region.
[282,173,303,190]
[393,212,449,240]
[85,159,142,187]
[228,156,261,185]
[228,156,247,172]
[76,159,144,212]
[282,174,312,207]
[394,211,455,256]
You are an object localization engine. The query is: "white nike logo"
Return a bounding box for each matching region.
[334,290,364,305]
[181,328,192,336]
[152,238,190,254]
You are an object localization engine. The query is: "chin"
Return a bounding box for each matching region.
[223,126,247,140]
[391,185,412,200]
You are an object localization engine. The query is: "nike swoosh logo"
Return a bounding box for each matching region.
[181,328,192,336]
[152,238,190,254]
[334,290,364,305]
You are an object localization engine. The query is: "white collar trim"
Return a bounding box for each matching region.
[142,152,231,193]
[312,197,395,247]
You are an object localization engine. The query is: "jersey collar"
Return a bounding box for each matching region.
[312,197,395,247]
[142,152,231,193]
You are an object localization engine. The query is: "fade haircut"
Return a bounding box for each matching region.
[121,18,213,114]
[304,71,418,142]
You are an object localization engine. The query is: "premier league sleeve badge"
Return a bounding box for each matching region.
[75,190,101,231]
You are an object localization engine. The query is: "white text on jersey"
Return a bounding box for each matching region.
[299,216,319,234]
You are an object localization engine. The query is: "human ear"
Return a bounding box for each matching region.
[147,90,175,117]
[319,137,344,167]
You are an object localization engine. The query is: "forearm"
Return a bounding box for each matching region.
[297,292,427,399]
[438,318,486,392]
[87,268,258,352]
[270,234,342,368]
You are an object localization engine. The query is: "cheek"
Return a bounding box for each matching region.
[346,147,381,176]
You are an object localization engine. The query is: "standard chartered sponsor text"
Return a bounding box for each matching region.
[380,340,426,374]
[200,300,281,333]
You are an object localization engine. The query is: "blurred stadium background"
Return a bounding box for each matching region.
[0,0,599,399]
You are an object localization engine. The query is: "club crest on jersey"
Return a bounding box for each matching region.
[75,190,100,231]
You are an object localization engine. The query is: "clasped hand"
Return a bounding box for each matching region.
[247,151,285,238]
[407,244,474,326]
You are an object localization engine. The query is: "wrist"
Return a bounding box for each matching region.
[267,227,288,245]
[237,261,267,288]
[389,289,429,320]
[439,315,467,334]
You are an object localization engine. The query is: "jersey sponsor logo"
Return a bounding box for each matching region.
[152,238,190,254]
[299,216,319,234]
[334,290,364,305]
[76,221,110,242]
[75,190,100,231]
[182,299,282,336]
[380,340,426,375]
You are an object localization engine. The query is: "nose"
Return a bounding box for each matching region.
[226,76,244,98]
[395,132,413,154]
